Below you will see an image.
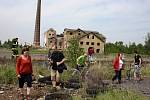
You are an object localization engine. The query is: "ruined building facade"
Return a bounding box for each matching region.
[44,28,106,53]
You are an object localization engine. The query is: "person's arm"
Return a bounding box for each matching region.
[139,57,142,65]
[48,58,53,65]
[57,58,66,65]
[16,56,21,77]
[77,57,80,65]
[57,52,66,65]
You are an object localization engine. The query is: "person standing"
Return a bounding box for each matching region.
[112,53,124,84]
[134,51,142,81]
[16,47,33,100]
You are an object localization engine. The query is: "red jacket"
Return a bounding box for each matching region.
[113,56,120,71]
[16,55,33,75]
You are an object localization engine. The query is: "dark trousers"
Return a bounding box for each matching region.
[112,70,122,83]
[18,74,32,88]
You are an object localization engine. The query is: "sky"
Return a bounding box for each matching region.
[0,0,150,46]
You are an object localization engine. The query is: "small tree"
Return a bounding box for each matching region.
[64,37,84,68]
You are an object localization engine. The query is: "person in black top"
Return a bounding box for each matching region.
[49,45,66,90]
[134,51,142,81]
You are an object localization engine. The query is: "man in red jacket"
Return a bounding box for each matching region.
[112,53,123,84]
[16,47,33,100]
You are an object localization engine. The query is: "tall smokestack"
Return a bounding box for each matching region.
[33,0,41,48]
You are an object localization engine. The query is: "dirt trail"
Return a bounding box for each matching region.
[120,77,150,98]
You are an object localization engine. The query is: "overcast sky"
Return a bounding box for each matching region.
[0,0,150,46]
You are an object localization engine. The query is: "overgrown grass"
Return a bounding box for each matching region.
[90,63,114,80]
[0,59,149,84]
[95,89,149,100]
[72,95,83,100]
[33,65,50,76]
[0,64,17,84]
[141,65,150,76]
[72,89,149,100]
[0,61,51,84]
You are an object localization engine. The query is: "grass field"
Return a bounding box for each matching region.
[0,48,150,99]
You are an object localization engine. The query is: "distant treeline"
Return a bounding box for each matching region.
[105,33,150,55]
[0,39,21,49]
[0,33,150,55]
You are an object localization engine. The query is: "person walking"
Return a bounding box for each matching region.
[50,45,66,90]
[16,47,33,100]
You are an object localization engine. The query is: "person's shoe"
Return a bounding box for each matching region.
[26,95,30,100]
[18,93,24,100]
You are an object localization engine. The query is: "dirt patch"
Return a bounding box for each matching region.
[120,77,150,98]
[0,83,50,100]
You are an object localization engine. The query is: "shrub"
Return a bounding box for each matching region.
[64,37,84,68]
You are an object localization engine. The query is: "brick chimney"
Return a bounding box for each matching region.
[33,0,41,48]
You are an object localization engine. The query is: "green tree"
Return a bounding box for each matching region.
[128,42,136,54]
[2,39,13,49]
[137,43,145,54]
[145,33,150,54]
[64,37,84,68]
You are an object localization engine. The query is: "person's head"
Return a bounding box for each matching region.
[21,47,29,56]
[117,53,122,59]
[134,50,138,56]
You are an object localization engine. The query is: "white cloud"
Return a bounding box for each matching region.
[0,0,150,45]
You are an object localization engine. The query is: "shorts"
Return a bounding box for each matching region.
[18,74,32,88]
[134,65,141,75]
[51,69,61,78]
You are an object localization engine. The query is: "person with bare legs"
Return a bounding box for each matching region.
[16,47,33,100]
[49,45,66,91]
[134,51,142,81]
